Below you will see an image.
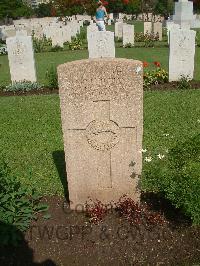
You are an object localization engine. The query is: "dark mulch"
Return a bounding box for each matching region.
[0,88,59,97]
[0,195,200,266]
[0,81,200,97]
[149,81,200,91]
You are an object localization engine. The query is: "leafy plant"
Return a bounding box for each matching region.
[143,61,168,89]
[46,66,58,89]
[116,195,165,226]
[135,32,159,47]
[196,31,200,47]
[144,33,158,47]
[33,37,45,53]
[0,44,7,55]
[0,161,49,246]
[68,38,83,50]
[124,42,133,48]
[4,81,43,92]
[177,75,192,90]
[51,45,63,52]
[76,28,87,41]
[115,37,123,43]
[142,134,200,225]
[85,198,109,224]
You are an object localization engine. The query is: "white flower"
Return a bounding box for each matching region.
[145,156,152,162]
[163,133,169,137]
[157,154,165,160]
[140,149,147,153]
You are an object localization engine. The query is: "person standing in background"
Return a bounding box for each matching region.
[95,1,109,31]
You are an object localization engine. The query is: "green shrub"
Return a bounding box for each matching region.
[76,28,87,41]
[0,161,49,246]
[142,134,200,225]
[144,33,158,47]
[33,37,45,53]
[51,45,63,52]
[4,81,43,92]
[124,42,133,48]
[68,38,83,50]
[0,44,7,55]
[177,75,192,90]
[135,32,159,47]
[46,66,58,89]
[143,62,168,89]
[196,31,200,47]
[115,37,122,43]
[33,35,52,53]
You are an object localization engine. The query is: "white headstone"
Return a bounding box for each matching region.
[51,27,64,47]
[115,22,123,38]
[173,0,195,28]
[16,30,27,36]
[87,24,98,42]
[62,25,71,43]
[123,24,134,46]
[6,36,36,83]
[144,22,152,35]
[169,29,196,81]
[153,22,162,41]
[88,31,115,59]
[166,22,181,43]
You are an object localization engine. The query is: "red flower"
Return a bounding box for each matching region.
[123,0,129,4]
[102,0,108,5]
[143,61,149,68]
[153,61,161,67]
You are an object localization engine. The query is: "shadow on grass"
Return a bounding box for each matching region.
[52,150,69,202]
[0,222,56,266]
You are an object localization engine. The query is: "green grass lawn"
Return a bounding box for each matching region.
[1,44,200,86]
[0,90,200,196]
[0,21,199,86]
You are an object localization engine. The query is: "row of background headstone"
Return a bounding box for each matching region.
[4,16,196,84]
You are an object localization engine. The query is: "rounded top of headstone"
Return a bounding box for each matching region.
[58,58,143,104]
[58,58,142,71]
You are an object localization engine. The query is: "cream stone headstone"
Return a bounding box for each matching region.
[144,22,152,35]
[16,30,27,36]
[166,22,181,43]
[51,27,64,47]
[6,36,36,83]
[115,22,123,38]
[62,25,71,43]
[87,24,98,42]
[169,29,196,81]
[88,31,115,58]
[58,58,143,209]
[5,29,16,38]
[173,0,195,28]
[123,24,134,46]
[153,22,162,41]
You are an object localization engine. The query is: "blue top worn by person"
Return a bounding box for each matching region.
[96,9,105,20]
[95,1,108,31]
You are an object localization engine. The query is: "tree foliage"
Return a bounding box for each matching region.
[0,0,33,20]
